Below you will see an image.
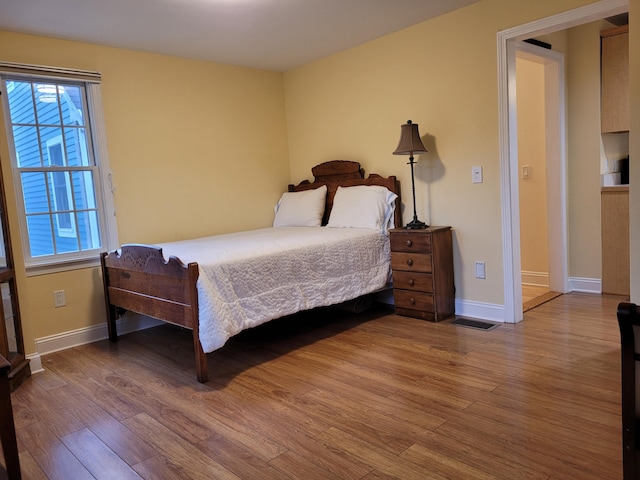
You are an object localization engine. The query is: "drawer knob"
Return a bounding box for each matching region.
[406,240,413,247]
[409,297,416,305]
[408,278,415,286]
[406,259,413,267]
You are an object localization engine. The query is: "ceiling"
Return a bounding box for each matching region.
[1,0,481,72]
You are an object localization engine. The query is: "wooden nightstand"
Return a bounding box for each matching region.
[390,227,455,321]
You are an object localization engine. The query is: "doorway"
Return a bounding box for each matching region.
[515,42,565,312]
[497,0,628,323]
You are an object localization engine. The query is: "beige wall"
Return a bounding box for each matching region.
[1,0,638,357]
[0,31,290,347]
[566,22,604,280]
[284,0,604,305]
[516,58,549,282]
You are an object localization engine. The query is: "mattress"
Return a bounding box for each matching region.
[157,227,391,352]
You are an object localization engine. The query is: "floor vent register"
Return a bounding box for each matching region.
[450,317,499,331]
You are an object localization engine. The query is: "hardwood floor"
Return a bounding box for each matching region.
[522,284,550,303]
[2,293,627,479]
[522,285,562,312]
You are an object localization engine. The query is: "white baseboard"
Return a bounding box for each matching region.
[521,270,549,287]
[29,314,162,374]
[454,299,507,323]
[383,291,510,324]
[27,279,602,376]
[27,353,43,374]
[568,276,601,294]
[521,273,601,294]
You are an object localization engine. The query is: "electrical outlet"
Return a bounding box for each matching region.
[475,262,486,279]
[53,290,66,307]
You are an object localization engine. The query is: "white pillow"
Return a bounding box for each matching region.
[273,185,327,227]
[327,185,398,234]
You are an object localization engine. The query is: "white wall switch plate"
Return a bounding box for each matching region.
[472,166,483,184]
[475,261,486,279]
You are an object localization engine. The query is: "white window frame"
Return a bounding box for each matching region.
[0,63,118,276]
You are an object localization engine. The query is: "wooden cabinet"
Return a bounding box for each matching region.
[601,25,629,133]
[0,156,28,390]
[601,186,629,295]
[390,227,455,321]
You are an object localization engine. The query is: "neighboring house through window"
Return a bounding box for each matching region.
[0,63,117,274]
[46,135,76,238]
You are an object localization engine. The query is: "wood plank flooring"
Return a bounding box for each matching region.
[522,285,563,312]
[2,292,627,479]
[522,284,550,303]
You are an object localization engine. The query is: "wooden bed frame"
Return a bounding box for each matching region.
[617,301,640,479]
[101,160,401,383]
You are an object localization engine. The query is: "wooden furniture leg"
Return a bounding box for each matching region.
[189,264,208,383]
[100,252,119,342]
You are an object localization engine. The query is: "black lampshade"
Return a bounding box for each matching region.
[393,120,427,156]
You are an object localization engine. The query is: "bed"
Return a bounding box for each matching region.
[101,160,401,383]
[617,301,640,479]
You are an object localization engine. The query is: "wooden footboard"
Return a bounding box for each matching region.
[100,245,208,383]
[617,301,640,479]
[100,160,402,384]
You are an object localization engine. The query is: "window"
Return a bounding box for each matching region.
[1,66,117,274]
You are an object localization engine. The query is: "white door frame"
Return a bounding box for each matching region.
[515,41,567,295]
[497,0,628,322]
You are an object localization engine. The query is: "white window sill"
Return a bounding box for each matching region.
[25,256,101,277]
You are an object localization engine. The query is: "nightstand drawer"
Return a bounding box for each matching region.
[391,252,432,273]
[393,290,435,312]
[390,232,431,253]
[392,271,433,292]
[389,227,454,322]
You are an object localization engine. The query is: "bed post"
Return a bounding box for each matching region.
[188,263,207,383]
[100,252,119,342]
[617,302,639,480]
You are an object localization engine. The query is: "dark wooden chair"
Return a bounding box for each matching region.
[618,302,640,480]
[0,354,20,479]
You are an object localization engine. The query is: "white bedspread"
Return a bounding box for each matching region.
[157,227,390,353]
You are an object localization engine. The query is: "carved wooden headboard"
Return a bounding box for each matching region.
[288,160,402,228]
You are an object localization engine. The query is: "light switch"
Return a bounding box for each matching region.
[472,166,483,184]
[522,165,531,179]
[475,262,486,279]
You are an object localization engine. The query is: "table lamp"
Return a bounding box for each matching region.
[393,119,428,229]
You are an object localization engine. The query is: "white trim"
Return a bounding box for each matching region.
[0,61,100,82]
[568,276,602,294]
[87,84,119,252]
[26,353,43,375]
[515,42,569,296]
[454,299,506,323]
[34,314,162,358]
[25,256,100,277]
[522,271,549,287]
[497,0,628,322]
[498,35,521,323]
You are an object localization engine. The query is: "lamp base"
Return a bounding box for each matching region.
[405,219,428,230]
